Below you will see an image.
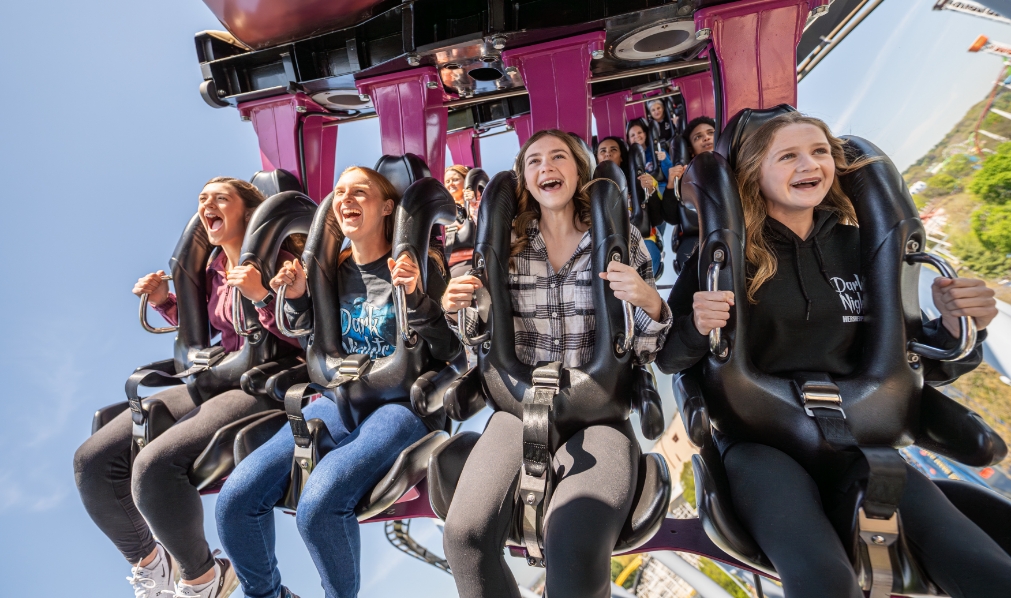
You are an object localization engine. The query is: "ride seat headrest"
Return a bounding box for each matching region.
[374,154,431,199]
[464,168,489,194]
[569,134,597,170]
[593,160,628,199]
[715,104,797,171]
[249,169,303,198]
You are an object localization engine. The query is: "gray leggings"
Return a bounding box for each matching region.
[73,385,273,579]
[443,411,639,598]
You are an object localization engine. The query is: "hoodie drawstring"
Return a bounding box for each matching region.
[792,238,813,321]
[812,236,832,287]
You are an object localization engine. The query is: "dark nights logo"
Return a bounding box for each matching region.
[341,299,395,358]
[830,274,865,323]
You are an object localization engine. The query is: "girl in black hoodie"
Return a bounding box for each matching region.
[657,112,1011,598]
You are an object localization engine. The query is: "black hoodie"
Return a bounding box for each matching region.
[656,210,985,381]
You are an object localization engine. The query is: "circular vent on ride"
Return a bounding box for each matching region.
[613,20,697,61]
[310,91,373,111]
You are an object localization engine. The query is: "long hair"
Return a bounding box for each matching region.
[595,136,629,169]
[735,112,876,302]
[510,130,593,257]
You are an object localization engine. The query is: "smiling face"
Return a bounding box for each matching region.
[649,101,665,122]
[596,139,622,167]
[522,134,579,213]
[628,125,647,146]
[332,169,394,244]
[444,170,465,203]
[198,182,248,248]
[689,123,716,155]
[758,123,836,216]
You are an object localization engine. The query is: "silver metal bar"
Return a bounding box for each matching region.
[905,252,977,361]
[611,252,635,355]
[319,111,378,127]
[275,284,312,338]
[590,59,709,84]
[858,508,900,598]
[625,89,682,107]
[139,275,178,334]
[444,88,529,109]
[393,283,414,343]
[231,288,254,337]
[798,0,885,81]
[707,250,729,358]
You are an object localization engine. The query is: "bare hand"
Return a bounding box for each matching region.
[657,150,667,162]
[442,275,483,314]
[931,277,997,335]
[599,261,664,321]
[637,173,656,195]
[388,254,421,295]
[133,270,170,306]
[226,264,270,302]
[270,260,307,299]
[693,291,734,335]
[463,189,475,202]
[668,165,686,181]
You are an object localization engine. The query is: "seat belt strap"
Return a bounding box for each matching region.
[519,362,560,567]
[285,382,317,504]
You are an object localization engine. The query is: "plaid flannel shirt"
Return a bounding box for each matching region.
[455,219,672,368]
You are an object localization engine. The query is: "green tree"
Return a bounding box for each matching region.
[924,173,959,198]
[698,558,752,598]
[943,154,976,180]
[680,461,695,508]
[952,233,1011,278]
[972,204,1011,255]
[970,142,1011,204]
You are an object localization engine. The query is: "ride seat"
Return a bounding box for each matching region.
[426,431,671,553]
[250,168,302,197]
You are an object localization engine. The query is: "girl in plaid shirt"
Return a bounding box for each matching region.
[440,130,672,598]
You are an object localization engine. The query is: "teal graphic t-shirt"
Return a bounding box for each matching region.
[338,252,397,359]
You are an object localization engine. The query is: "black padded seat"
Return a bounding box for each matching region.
[355,430,448,520]
[249,169,302,197]
[427,432,671,553]
[375,154,431,197]
[190,410,273,491]
[234,410,287,465]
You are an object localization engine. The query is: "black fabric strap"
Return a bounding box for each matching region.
[523,363,560,477]
[284,382,315,449]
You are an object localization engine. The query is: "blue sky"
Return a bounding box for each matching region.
[0,1,1009,597]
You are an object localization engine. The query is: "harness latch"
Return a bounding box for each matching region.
[520,362,561,567]
[795,373,845,419]
[192,346,226,368]
[858,508,900,598]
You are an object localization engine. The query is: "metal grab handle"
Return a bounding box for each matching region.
[393,283,416,343]
[139,275,178,334]
[906,251,977,362]
[609,252,635,355]
[275,284,312,338]
[707,250,729,358]
[453,306,490,346]
[231,287,255,337]
[671,176,681,203]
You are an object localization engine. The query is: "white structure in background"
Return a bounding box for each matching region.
[969,34,1011,58]
[935,0,1011,24]
[910,180,927,195]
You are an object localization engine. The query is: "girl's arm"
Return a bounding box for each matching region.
[404,256,463,363]
[653,250,712,375]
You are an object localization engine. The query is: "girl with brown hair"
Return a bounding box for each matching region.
[657,112,1011,597]
[74,177,300,598]
[440,130,672,598]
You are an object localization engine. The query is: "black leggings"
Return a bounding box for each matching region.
[724,441,1011,598]
[73,385,273,579]
[443,411,639,598]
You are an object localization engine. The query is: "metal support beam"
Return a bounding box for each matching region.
[447,128,482,168]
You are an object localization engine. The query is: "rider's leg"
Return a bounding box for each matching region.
[215,399,347,598]
[723,441,863,598]
[73,385,197,566]
[542,421,639,598]
[897,463,1011,597]
[294,403,428,598]
[132,388,273,582]
[442,411,524,598]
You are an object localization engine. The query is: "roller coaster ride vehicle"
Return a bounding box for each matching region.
[92,174,316,491]
[673,104,1011,597]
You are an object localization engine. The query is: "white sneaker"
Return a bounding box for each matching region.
[126,544,178,598]
[166,555,238,598]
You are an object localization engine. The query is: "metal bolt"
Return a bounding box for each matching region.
[812,4,830,17]
[696,28,712,41]
[359,93,370,102]
[295,105,307,113]
[591,49,604,60]
[482,341,491,351]
[505,66,519,76]
[907,352,920,364]
[406,53,421,67]
[476,257,486,269]
[240,114,251,122]
[426,81,440,89]
[906,239,920,253]
[216,88,226,97]
[714,249,725,262]
[299,459,309,469]
[526,493,536,505]
[492,36,507,51]
[871,535,886,545]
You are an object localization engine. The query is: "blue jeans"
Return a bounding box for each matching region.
[215,400,428,598]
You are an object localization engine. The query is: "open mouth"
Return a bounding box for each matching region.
[791,177,821,190]
[205,213,224,232]
[538,178,563,191]
[340,206,363,220]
